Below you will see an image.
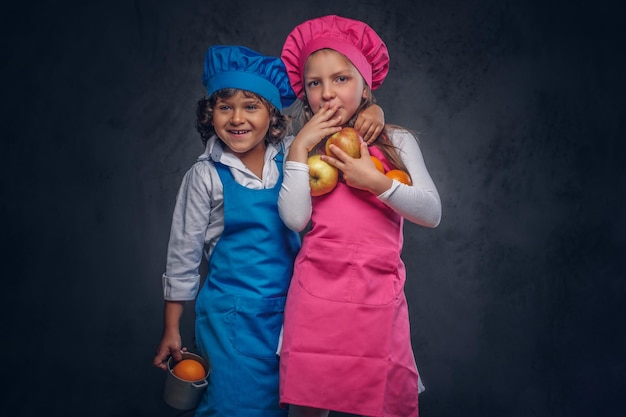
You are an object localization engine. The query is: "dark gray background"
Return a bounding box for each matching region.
[2,0,624,416]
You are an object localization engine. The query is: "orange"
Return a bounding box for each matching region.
[385,169,412,185]
[173,359,206,382]
[371,156,385,173]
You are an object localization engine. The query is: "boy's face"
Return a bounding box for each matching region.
[303,49,367,126]
[211,90,271,158]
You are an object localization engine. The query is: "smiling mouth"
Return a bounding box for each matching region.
[228,130,250,135]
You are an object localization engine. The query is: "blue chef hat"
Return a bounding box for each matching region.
[202,45,296,111]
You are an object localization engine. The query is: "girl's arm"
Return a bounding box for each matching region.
[379,129,441,227]
[278,160,312,231]
[279,103,342,231]
[322,128,441,228]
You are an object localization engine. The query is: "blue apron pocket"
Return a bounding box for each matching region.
[229,296,286,359]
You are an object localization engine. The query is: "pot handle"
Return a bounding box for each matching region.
[192,379,208,389]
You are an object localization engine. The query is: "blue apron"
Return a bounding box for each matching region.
[194,147,300,416]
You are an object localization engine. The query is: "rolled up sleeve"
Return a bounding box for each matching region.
[162,163,214,301]
[162,273,200,301]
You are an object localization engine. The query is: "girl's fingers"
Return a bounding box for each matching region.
[319,103,340,120]
[323,144,350,162]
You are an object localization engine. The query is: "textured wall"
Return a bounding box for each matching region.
[2,0,624,416]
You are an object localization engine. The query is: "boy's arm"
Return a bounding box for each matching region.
[153,300,185,370]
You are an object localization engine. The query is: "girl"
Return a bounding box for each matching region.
[152,45,385,417]
[277,15,442,417]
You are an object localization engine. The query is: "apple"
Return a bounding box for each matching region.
[308,155,338,196]
[325,127,362,159]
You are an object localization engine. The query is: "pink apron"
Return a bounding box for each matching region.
[279,149,419,417]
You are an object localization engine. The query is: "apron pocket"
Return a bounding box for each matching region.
[297,238,401,306]
[229,296,285,359]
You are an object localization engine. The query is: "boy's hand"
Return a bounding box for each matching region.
[354,104,384,144]
[153,333,184,371]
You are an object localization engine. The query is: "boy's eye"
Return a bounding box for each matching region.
[218,105,231,111]
[246,104,259,110]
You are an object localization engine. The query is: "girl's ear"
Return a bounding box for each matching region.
[362,87,367,100]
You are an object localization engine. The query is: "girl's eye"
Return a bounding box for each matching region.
[337,76,348,83]
[307,80,320,88]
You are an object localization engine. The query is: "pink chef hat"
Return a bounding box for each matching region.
[281,15,390,98]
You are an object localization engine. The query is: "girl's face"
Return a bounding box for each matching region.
[303,49,367,124]
[211,90,270,158]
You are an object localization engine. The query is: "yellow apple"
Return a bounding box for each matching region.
[325,127,362,159]
[308,155,338,196]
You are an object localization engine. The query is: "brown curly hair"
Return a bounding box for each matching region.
[195,89,290,146]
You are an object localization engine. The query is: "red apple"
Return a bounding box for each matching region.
[325,127,362,159]
[308,155,338,196]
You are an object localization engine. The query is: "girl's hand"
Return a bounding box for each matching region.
[288,103,342,163]
[354,104,385,144]
[322,142,392,195]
